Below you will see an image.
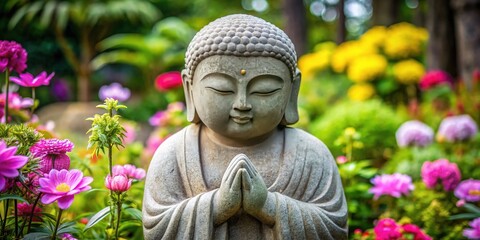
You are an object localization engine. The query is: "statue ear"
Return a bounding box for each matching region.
[182,69,200,123]
[281,69,301,125]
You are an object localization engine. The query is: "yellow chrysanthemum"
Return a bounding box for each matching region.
[331,40,377,73]
[298,49,333,80]
[393,59,425,84]
[347,83,376,101]
[360,26,387,48]
[384,22,428,59]
[347,54,388,83]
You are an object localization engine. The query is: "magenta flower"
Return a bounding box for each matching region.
[419,70,453,91]
[0,141,28,191]
[0,92,33,110]
[9,71,54,88]
[464,218,480,239]
[0,40,27,74]
[437,114,478,143]
[454,179,480,202]
[369,173,414,200]
[112,164,146,180]
[16,202,42,220]
[122,121,137,145]
[105,174,132,193]
[38,169,92,209]
[421,158,461,191]
[396,120,434,147]
[373,218,403,240]
[154,71,182,91]
[61,233,77,240]
[30,139,74,174]
[98,82,131,102]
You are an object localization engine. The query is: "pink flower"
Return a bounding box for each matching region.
[336,156,348,164]
[0,92,34,110]
[105,174,132,193]
[38,169,93,209]
[0,140,28,191]
[464,218,480,239]
[61,233,77,240]
[112,164,146,180]
[122,121,137,144]
[9,71,54,87]
[154,71,182,91]
[437,114,478,143]
[402,223,432,240]
[454,179,480,202]
[369,173,414,200]
[373,218,403,240]
[419,70,453,91]
[421,159,461,191]
[396,120,434,147]
[149,110,168,127]
[98,82,131,102]
[0,40,27,74]
[30,139,74,174]
[16,202,42,221]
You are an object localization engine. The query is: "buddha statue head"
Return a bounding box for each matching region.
[182,14,301,144]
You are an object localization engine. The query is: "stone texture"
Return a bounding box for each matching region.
[143,14,348,239]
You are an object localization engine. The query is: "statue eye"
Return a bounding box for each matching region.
[206,87,234,95]
[251,88,281,96]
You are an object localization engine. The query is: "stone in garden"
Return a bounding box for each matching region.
[143,14,348,239]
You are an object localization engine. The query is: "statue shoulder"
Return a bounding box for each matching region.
[284,127,335,164]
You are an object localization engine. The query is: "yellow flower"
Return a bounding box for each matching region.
[360,26,387,48]
[347,54,387,83]
[384,22,428,59]
[331,40,377,73]
[347,83,376,101]
[298,50,332,80]
[393,59,425,84]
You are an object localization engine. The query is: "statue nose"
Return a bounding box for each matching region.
[233,95,252,111]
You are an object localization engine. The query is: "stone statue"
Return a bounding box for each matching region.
[143,14,348,239]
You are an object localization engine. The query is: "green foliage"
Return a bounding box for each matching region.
[0,123,42,155]
[309,99,406,163]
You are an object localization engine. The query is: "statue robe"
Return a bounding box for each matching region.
[143,124,348,239]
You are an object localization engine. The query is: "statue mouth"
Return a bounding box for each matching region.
[231,116,252,124]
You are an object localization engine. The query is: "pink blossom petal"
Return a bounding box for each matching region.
[0,169,20,178]
[0,177,5,191]
[41,194,63,205]
[56,195,74,209]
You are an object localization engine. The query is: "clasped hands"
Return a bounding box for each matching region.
[213,153,271,226]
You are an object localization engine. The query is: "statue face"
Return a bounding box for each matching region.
[191,55,292,144]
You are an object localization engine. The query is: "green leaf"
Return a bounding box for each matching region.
[23,232,50,240]
[84,207,111,231]
[448,213,480,220]
[464,203,480,214]
[0,194,28,202]
[123,206,142,221]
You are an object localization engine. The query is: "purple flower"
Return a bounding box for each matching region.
[30,139,74,174]
[421,158,461,191]
[454,179,480,202]
[61,233,77,240]
[38,169,92,209]
[112,164,146,180]
[0,141,28,191]
[369,173,414,200]
[437,114,478,142]
[396,120,434,147]
[105,174,132,193]
[98,82,131,102]
[9,71,54,87]
[0,40,27,74]
[464,218,480,239]
[51,78,71,101]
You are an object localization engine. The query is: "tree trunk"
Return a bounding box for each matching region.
[450,0,480,89]
[282,0,307,56]
[371,0,401,26]
[426,0,458,78]
[336,0,346,44]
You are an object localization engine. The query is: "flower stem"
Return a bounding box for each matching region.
[31,87,36,118]
[14,199,18,238]
[1,199,9,235]
[4,69,10,123]
[26,193,42,233]
[51,208,63,240]
[115,193,122,240]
